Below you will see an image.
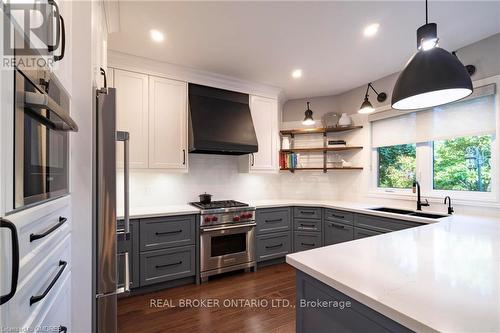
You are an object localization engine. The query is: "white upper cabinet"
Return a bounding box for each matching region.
[148,76,188,170]
[114,69,149,168]
[245,95,279,172]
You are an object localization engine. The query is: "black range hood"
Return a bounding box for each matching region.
[188,83,258,155]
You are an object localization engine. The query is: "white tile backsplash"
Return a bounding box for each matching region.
[117,153,340,210]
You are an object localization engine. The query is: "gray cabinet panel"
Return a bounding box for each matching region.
[296,270,413,333]
[117,220,140,289]
[294,218,321,232]
[140,215,195,251]
[324,220,354,246]
[294,231,322,252]
[354,227,383,239]
[324,209,354,225]
[256,231,291,262]
[355,214,422,233]
[294,207,321,220]
[256,208,291,235]
[140,245,195,286]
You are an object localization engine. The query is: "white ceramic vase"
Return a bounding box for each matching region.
[338,113,352,127]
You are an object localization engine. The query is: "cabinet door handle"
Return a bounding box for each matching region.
[300,211,315,215]
[30,260,67,305]
[0,218,19,305]
[330,214,345,219]
[30,216,68,242]
[300,223,315,227]
[156,261,182,269]
[301,242,315,247]
[183,149,186,165]
[265,243,283,249]
[59,326,67,333]
[54,15,65,61]
[155,230,182,236]
[251,153,255,166]
[265,218,283,223]
[329,223,345,229]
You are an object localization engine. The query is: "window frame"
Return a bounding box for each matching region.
[369,75,500,206]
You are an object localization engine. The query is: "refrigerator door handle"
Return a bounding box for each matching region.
[97,252,129,297]
[117,131,130,235]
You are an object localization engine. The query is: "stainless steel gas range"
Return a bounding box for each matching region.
[190,200,256,282]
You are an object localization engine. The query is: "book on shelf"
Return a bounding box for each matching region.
[280,152,298,169]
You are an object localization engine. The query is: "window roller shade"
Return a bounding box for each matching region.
[372,83,496,148]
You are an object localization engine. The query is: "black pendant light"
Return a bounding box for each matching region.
[358,83,387,114]
[391,0,473,110]
[302,102,315,126]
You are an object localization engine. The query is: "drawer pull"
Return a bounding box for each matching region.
[329,223,345,229]
[301,242,315,247]
[265,218,283,223]
[59,326,67,333]
[265,243,283,249]
[330,214,345,219]
[155,230,182,236]
[300,211,315,215]
[300,223,315,228]
[30,216,68,242]
[156,261,182,269]
[30,260,67,306]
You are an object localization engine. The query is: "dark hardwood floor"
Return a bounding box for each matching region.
[118,264,296,333]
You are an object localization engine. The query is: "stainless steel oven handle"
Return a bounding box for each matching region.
[117,131,130,235]
[201,223,256,233]
[24,92,78,132]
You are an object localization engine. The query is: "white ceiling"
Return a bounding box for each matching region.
[108,1,500,99]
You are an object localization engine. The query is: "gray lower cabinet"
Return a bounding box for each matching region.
[294,207,322,220]
[140,245,195,286]
[354,227,384,239]
[294,231,322,252]
[140,215,196,251]
[256,207,291,234]
[294,218,321,232]
[324,220,354,245]
[256,231,292,262]
[296,270,412,333]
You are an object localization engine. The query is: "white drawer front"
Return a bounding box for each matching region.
[1,233,71,330]
[34,273,71,333]
[5,197,71,285]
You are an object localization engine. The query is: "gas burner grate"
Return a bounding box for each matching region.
[190,200,249,210]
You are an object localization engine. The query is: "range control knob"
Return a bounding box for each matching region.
[212,216,218,222]
[204,216,212,223]
[246,213,253,219]
[233,216,240,222]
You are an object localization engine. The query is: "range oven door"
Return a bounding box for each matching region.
[200,222,256,272]
[13,70,70,210]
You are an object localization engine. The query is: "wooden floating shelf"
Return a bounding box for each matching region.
[280,126,363,136]
[280,146,363,153]
[280,167,363,172]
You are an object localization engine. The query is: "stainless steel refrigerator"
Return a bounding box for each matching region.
[94,82,130,333]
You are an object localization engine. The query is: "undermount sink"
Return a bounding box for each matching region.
[369,207,448,219]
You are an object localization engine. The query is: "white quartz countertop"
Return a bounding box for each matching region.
[122,199,450,224]
[286,214,500,332]
[117,204,200,220]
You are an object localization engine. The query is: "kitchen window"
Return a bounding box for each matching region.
[370,78,498,203]
[377,144,416,189]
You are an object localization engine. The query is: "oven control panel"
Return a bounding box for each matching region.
[200,209,255,227]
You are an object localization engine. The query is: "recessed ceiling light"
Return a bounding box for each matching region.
[292,69,302,79]
[150,29,165,43]
[363,23,379,37]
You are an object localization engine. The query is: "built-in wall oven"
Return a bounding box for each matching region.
[11,68,77,212]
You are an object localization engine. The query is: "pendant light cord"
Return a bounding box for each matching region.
[425,0,428,24]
